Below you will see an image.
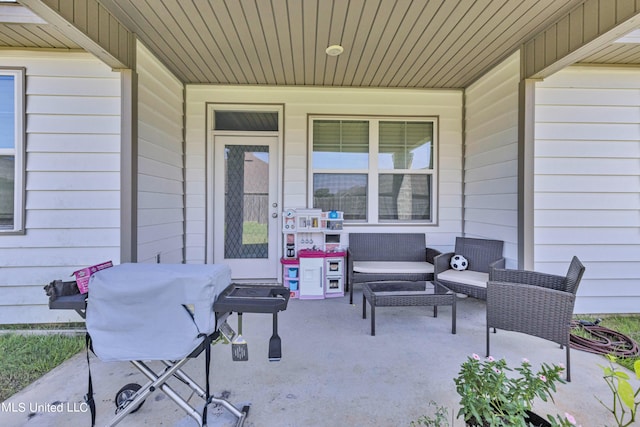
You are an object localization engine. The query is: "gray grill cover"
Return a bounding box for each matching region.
[86,263,231,361]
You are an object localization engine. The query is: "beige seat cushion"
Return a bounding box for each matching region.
[353,261,434,274]
[437,270,488,288]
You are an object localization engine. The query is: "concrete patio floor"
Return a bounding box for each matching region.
[0,292,621,426]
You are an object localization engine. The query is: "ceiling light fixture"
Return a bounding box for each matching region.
[325,45,344,56]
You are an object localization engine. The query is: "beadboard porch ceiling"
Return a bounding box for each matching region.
[3,0,640,88]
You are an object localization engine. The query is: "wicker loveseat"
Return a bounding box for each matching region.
[347,233,441,304]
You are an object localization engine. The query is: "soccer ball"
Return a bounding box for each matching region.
[450,254,468,271]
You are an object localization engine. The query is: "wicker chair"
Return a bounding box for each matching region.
[486,256,585,382]
[433,237,505,300]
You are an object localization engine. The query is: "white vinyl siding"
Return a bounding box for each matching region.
[0,51,121,323]
[535,66,640,314]
[136,42,185,264]
[464,52,520,268]
[185,86,463,264]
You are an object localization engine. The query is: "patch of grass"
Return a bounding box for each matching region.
[573,314,640,372]
[0,322,85,331]
[243,221,267,244]
[0,333,85,402]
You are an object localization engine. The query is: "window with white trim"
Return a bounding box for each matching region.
[310,116,437,224]
[0,68,25,233]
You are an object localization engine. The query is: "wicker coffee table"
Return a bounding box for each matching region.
[362,281,456,336]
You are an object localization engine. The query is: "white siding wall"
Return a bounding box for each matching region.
[0,51,120,323]
[464,52,520,268]
[185,86,463,264]
[136,42,185,263]
[535,66,640,314]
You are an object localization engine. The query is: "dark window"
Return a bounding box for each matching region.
[214,111,278,131]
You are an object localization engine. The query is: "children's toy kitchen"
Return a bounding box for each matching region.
[281,208,345,299]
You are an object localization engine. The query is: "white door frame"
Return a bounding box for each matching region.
[205,104,284,281]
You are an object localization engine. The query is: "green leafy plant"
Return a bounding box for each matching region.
[410,400,450,426]
[597,354,640,427]
[454,354,569,427]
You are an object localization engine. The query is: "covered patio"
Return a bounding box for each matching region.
[1,0,639,324]
[1,295,614,426]
[1,1,639,423]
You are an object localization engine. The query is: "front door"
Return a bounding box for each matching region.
[213,135,279,279]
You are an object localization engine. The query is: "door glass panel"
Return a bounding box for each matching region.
[224,145,269,259]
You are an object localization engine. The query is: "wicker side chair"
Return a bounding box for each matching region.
[486,256,585,382]
[433,237,505,300]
